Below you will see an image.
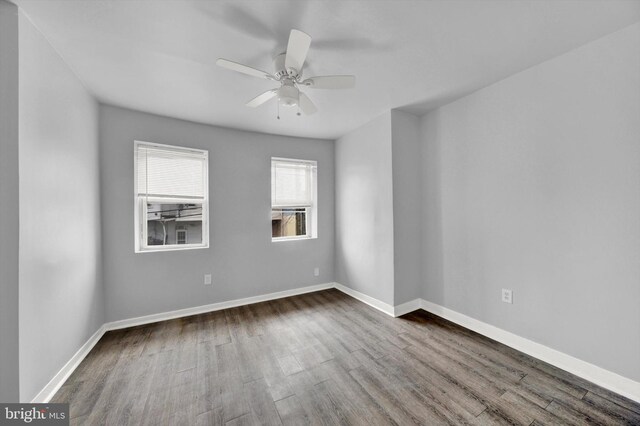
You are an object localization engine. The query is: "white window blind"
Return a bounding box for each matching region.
[136,145,207,198]
[271,159,315,207]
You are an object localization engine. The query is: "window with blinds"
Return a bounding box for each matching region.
[135,141,209,252]
[271,158,317,240]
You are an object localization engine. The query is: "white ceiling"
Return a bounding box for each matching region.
[15,0,640,139]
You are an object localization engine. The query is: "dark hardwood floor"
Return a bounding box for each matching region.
[52,289,640,425]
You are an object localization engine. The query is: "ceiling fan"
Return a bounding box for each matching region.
[216,29,356,117]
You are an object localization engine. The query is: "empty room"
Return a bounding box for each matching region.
[1,0,639,424]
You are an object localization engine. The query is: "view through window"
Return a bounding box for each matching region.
[135,142,208,252]
[271,158,317,240]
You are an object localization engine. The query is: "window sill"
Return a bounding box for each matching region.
[136,244,209,253]
[272,236,316,243]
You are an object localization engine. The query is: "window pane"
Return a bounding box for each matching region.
[147,203,203,246]
[272,208,306,238]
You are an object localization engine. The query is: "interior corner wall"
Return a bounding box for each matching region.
[420,110,444,306]
[419,23,640,381]
[99,105,335,322]
[0,0,20,402]
[18,11,103,402]
[391,110,423,305]
[335,112,395,305]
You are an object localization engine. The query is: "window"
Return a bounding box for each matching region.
[271,158,317,240]
[176,228,187,244]
[135,141,208,252]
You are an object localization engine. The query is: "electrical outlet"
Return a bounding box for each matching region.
[204,274,212,285]
[501,288,513,304]
[314,267,320,277]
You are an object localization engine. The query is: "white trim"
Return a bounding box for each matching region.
[333,283,395,317]
[105,283,334,331]
[32,283,334,403]
[418,298,640,403]
[271,235,315,243]
[31,283,640,405]
[393,299,421,317]
[328,284,640,402]
[134,140,208,155]
[271,156,318,166]
[31,324,107,403]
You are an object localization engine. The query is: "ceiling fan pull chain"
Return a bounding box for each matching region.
[277,101,280,120]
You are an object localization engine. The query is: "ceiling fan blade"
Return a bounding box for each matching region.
[246,89,278,108]
[301,75,356,89]
[216,58,275,80]
[285,29,311,73]
[298,93,317,115]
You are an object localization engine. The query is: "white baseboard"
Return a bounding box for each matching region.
[330,283,420,318]
[333,283,395,316]
[33,282,334,403]
[32,282,639,405]
[419,299,640,403]
[31,324,107,403]
[393,299,420,317]
[330,284,640,402]
[105,282,335,331]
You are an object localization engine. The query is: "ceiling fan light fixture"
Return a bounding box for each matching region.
[217,29,355,117]
[277,85,299,107]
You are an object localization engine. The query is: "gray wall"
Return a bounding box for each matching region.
[99,105,334,322]
[391,110,423,305]
[335,112,395,305]
[420,23,640,381]
[18,11,103,402]
[0,0,20,402]
[420,109,444,307]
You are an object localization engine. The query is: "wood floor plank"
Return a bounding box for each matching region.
[581,391,640,424]
[195,408,224,426]
[293,381,346,425]
[351,353,482,425]
[348,367,424,425]
[399,331,525,388]
[244,378,283,426]
[167,367,198,426]
[69,414,88,426]
[225,413,255,426]
[546,398,630,426]
[110,353,159,425]
[51,289,640,425]
[315,377,394,426]
[584,387,640,416]
[274,395,310,426]
[83,349,142,425]
[219,384,250,423]
[498,390,569,425]
[355,348,486,421]
[403,311,590,399]
[276,354,304,376]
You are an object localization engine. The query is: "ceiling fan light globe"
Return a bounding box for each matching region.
[278,85,299,107]
[280,98,297,107]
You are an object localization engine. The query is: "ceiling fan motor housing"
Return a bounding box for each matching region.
[274,52,300,79]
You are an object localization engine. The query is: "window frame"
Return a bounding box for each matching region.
[271,157,318,242]
[134,141,209,253]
